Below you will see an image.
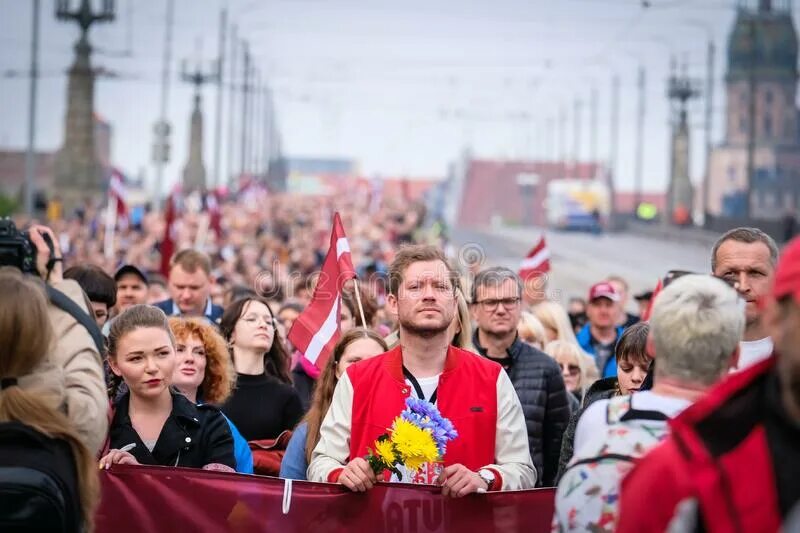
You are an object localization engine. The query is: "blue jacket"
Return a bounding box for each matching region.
[153,298,224,325]
[196,402,253,474]
[279,422,308,480]
[223,414,254,474]
[576,324,624,378]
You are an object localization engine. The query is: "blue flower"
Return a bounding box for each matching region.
[401,397,458,456]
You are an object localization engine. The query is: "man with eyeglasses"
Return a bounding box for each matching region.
[471,267,570,487]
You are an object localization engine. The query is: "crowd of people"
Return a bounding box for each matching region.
[0,188,798,531]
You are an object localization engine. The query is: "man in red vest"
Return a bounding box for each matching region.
[617,236,800,532]
[307,244,535,496]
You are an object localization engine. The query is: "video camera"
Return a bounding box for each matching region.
[0,218,54,276]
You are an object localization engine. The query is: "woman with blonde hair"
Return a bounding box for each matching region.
[532,300,580,344]
[543,340,597,411]
[534,301,599,382]
[451,287,477,352]
[169,317,254,473]
[518,311,548,350]
[0,268,99,531]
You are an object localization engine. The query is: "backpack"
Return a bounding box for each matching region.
[0,421,82,532]
[552,395,670,533]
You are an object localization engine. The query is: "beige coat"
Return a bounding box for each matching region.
[18,279,109,454]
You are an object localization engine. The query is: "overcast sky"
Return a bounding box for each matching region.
[1,0,797,196]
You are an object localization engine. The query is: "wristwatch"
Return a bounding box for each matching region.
[477,469,495,491]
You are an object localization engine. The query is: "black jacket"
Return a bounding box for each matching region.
[555,376,619,481]
[472,331,571,487]
[110,391,236,469]
[291,363,316,413]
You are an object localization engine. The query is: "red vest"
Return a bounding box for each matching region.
[346,345,502,474]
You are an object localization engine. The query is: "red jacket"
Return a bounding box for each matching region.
[348,345,499,468]
[617,356,782,533]
[309,344,536,489]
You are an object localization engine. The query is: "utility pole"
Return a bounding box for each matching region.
[702,38,715,223]
[609,73,620,220]
[239,40,250,178]
[226,24,238,188]
[634,65,646,214]
[558,105,567,176]
[250,69,260,175]
[212,8,226,189]
[572,97,582,163]
[589,85,598,164]
[744,15,756,221]
[263,86,275,177]
[153,0,174,204]
[546,115,555,161]
[24,0,41,217]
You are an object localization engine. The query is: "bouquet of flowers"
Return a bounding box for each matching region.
[366,397,458,478]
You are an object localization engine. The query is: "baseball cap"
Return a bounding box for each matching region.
[588,281,620,302]
[773,237,800,301]
[114,264,149,285]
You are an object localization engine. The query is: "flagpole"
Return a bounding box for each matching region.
[104,196,116,261]
[352,279,368,328]
[195,213,209,249]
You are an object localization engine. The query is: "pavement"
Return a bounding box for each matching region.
[450,225,714,306]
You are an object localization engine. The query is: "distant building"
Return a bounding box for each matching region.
[707,0,800,220]
[448,155,607,227]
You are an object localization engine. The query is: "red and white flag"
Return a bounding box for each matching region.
[104,168,129,259]
[159,185,182,277]
[109,168,128,219]
[518,236,551,280]
[288,213,357,370]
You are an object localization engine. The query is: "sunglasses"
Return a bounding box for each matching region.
[559,363,580,376]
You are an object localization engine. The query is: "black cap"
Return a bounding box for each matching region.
[633,290,653,301]
[114,264,149,285]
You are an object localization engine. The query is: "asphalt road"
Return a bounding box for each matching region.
[450,225,714,309]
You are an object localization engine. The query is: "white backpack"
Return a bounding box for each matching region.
[552,395,671,533]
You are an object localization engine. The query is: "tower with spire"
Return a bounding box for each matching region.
[707,0,800,220]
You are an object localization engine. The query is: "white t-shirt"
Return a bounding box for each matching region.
[734,337,773,372]
[405,374,440,403]
[573,391,691,454]
[394,374,442,484]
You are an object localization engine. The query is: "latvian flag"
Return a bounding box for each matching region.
[288,213,357,370]
[518,236,551,280]
[109,168,129,224]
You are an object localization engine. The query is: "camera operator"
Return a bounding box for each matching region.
[16,224,108,454]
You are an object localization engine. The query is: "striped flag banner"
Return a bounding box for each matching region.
[288,212,357,370]
[518,236,551,280]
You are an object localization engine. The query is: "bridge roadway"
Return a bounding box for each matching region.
[450,226,715,307]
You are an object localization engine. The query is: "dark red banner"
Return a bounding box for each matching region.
[96,465,555,533]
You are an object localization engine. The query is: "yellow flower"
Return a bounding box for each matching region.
[375,438,397,466]
[389,418,439,472]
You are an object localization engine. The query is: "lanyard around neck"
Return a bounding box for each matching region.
[402,365,438,404]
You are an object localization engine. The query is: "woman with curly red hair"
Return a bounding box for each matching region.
[168,317,254,473]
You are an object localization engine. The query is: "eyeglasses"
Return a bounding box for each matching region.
[476,297,521,311]
[559,363,580,376]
